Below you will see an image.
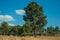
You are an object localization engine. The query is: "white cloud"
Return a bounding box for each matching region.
[15,10,25,15]
[0,15,15,21]
[9,23,15,26]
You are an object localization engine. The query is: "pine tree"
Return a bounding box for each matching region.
[23,2,47,37]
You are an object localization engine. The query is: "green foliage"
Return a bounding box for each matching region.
[0,21,60,36]
[47,26,54,36]
[54,26,60,36]
[0,27,2,35]
[1,21,9,35]
[23,2,47,37]
[8,27,17,36]
[17,26,23,36]
[22,21,32,36]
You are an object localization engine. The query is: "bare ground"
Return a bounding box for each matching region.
[0,35,60,40]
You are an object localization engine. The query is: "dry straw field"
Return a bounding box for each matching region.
[0,35,60,40]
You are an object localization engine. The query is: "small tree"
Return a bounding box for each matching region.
[1,21,9,35]
[47,26,54,36]
[54,26,60,36]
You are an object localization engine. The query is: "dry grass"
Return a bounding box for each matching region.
[0,35,60,40]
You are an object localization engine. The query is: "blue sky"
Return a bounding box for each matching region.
[0,0,60,28]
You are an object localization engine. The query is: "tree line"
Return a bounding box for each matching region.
[0,21,60,36]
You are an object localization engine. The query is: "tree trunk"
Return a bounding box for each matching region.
[34,26,36,37]
[34,29,36,37]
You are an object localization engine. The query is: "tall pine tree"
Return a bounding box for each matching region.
[23,2,47,37]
